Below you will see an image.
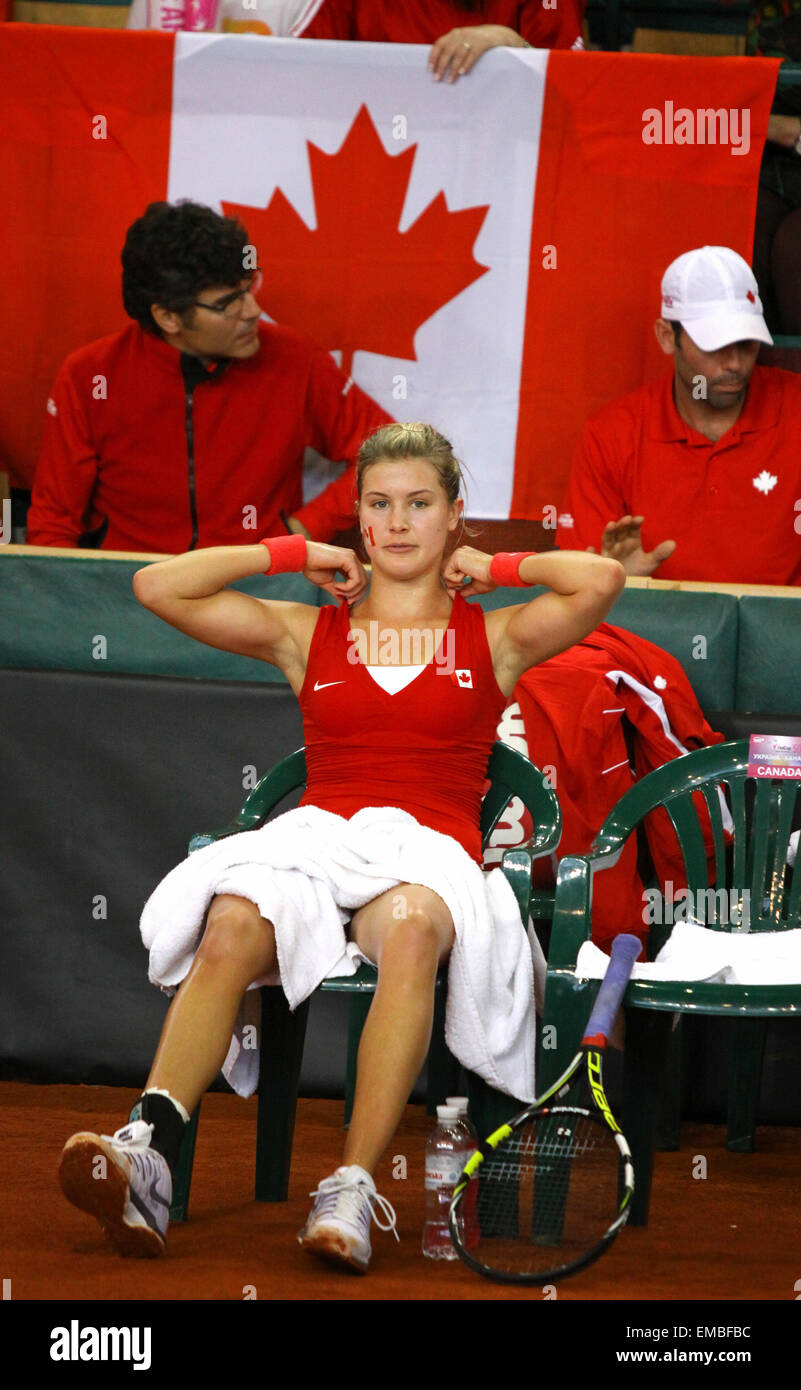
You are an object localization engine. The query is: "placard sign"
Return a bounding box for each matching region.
[748,734,801,780]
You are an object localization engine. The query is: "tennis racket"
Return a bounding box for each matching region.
[448,932,641,1284]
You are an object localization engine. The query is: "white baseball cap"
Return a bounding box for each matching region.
[660,246,772,351]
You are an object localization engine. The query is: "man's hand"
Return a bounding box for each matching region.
[428,25,526,83]
[286,515,312,539]
[587,515,676,577]
[303,541,368,603]
[767,115,801,149]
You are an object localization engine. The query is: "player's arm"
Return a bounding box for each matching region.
[133,540,366,679]
[444,546,625,694]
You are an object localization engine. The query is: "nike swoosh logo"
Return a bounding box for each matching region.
[313,680,345,691]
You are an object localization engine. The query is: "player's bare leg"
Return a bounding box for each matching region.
[145,893,278,1112]
[298,884,455,1271]
[343,884,455,1173]
[60,894,277,1256]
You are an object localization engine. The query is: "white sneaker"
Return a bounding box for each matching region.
[59,1120,172,1258]
[298,1165,399,1273]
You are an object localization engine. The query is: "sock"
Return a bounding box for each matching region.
[138,1090,190,1175]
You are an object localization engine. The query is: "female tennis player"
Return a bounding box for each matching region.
[59,422,625,1273]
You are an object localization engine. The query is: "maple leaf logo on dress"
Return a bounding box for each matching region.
[222,105,490,377]
[752,470,778,495]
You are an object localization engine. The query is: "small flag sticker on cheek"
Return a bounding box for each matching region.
[452,669,473,688]
[365,526,376,546]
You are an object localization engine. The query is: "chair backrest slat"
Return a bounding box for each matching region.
[763,781,799,930]
[787,816,801,925]
[748,781,774,916]
[746,781,799,930]
[664,794,713,901]
[727,776,749,891]
[771,784,797,916]
[700,783,729,888]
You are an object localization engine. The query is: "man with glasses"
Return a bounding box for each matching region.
[26,200,392,552]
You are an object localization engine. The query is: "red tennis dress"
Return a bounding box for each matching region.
[298,593,507,864]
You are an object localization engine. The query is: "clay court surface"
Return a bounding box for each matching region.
[2,1079,799,1308]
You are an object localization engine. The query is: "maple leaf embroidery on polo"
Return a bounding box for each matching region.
[752,470,778,495]
[223,105,490,378]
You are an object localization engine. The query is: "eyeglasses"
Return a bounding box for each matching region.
[192,268,263,319]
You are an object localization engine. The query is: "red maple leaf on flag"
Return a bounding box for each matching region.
[222,105,490,378]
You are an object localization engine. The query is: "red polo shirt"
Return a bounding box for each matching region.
[26,320,391,552]
[297,0,584,51]
[556,367,801,586]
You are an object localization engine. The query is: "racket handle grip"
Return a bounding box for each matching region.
[582,933,641,1046]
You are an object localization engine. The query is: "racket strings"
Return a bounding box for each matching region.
[482,1131,605,1174]
[466,1109,626,1279]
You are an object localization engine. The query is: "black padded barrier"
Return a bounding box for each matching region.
[0,668,362,1097]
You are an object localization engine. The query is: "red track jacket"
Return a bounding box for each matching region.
[26,321,392,552]
[485,624,725,950]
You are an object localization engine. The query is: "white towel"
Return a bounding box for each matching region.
[140,805,544,1102]
[575,921,801,986]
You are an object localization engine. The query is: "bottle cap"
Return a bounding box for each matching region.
[446,1096,469,1114]
[436,1105,460,1122]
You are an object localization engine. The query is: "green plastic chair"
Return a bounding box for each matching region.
[540,738,801,1226]
[161,740,561,1219]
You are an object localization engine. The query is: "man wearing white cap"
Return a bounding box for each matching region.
[556,246,801,586]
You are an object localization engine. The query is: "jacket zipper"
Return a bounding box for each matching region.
[185,384,199,550]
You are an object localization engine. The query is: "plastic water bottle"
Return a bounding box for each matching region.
[423,1104,474,1260]
[446,1096,480,1252]
[446,1095,478,1148]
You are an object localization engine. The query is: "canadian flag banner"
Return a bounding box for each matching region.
[0,26,778,516]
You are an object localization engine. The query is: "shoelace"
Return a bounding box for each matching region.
[99,1123,164,1182]
[103,1122,155,1148]
[310,1174,400,1243]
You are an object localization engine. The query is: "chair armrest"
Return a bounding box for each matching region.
[549,843,625,969]
[499,802,563,925]
[188,748,307,853]
[188,813,263,853]
[500,847,534,922]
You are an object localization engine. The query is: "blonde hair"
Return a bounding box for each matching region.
[356,422,463,504]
